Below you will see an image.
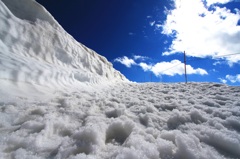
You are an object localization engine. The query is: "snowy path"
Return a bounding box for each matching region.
[1,82,240,159]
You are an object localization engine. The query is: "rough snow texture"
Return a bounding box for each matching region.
[1,83,240,159]
[1,0,240,159]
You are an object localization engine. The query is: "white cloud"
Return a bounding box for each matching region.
[206,0,233,6]
[133,55,149,61]
[139,60,208,76]
[213,61,222,65]
[155,24,162,30]
[211,69,218,72]
[219,78,227,83]
[139,62,152,71]
[115,55,208,76]
[150,21,156,26]
[114,55,150,68]
[114,56,136,68]
[162,0,240,64]
[164,40,168,44]
[226,74,240,83]
[219,74,240,83]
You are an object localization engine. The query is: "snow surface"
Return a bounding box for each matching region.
[0,0,127,98]
[1,0,240,159]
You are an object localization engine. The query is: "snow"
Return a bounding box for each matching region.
[0,0,240,159]
[0,0,127,99]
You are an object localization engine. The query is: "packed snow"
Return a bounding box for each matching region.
[0,0,240,159]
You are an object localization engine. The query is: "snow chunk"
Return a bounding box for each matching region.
[197,129,240,157]
[175,134,202,159]
[106,121,134,145]
[72,129,101,155]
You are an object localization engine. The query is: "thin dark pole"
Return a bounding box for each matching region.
[184,51,187,84]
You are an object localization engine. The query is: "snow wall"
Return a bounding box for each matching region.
[0,0,127,94]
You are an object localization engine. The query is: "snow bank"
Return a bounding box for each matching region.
[0,0,127,97]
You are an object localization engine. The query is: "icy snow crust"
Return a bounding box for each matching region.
[1,0,240,159]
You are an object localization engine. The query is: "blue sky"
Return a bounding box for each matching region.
[36,0,240,85]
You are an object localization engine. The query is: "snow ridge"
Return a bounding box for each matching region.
[0,0,127,96]
[1,0,58,26]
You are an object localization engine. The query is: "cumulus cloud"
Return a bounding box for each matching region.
[226,74,240,83]
[206,0,233,6]
[139,62,152,71]
[114,56,136,68]
[115,56,207,76]
[114,55,150,68]
[161,0,240,64]
[139,60,208,76]
[219,74,240,83]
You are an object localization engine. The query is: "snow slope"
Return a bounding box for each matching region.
[1,0,240,159]
[0,0,127,98]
